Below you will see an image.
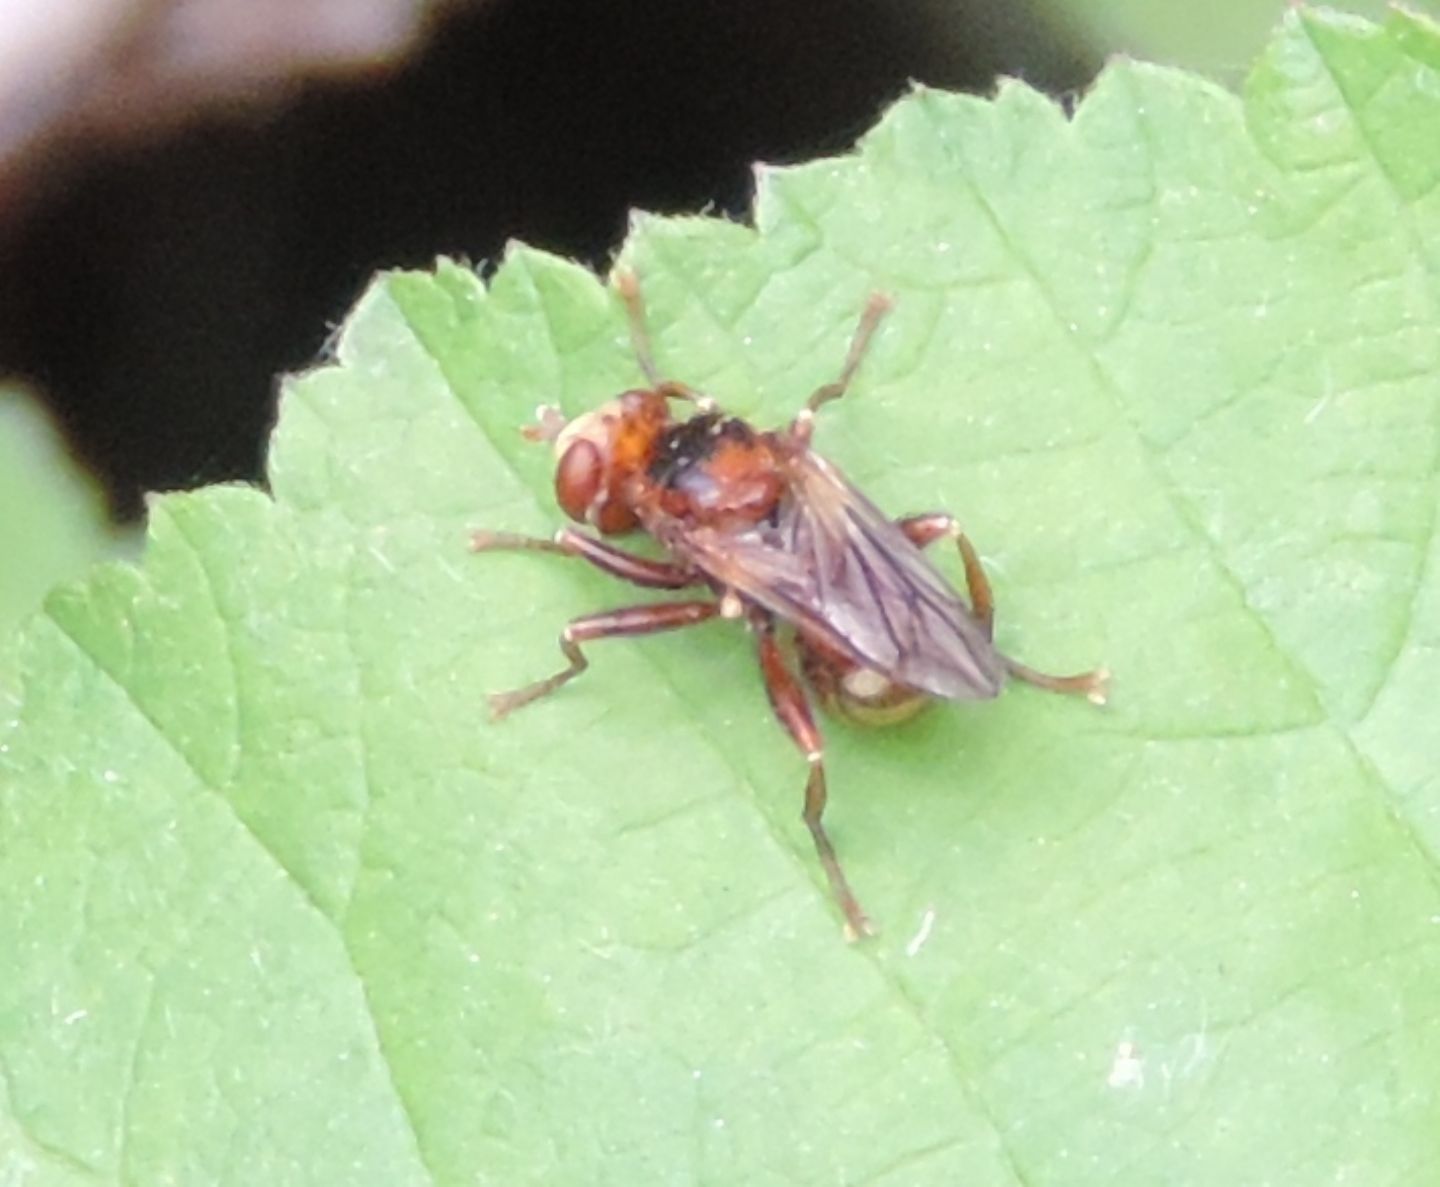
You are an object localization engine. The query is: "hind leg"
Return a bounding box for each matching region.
[754,617,872,940]
[896,512,1108,705]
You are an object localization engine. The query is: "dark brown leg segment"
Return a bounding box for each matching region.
[471,527,698,590]
[791,293,894,444]
[489,601,720,719]
[755,622,873,940]
[897,512,1109,705]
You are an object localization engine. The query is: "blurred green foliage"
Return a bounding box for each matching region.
[0,389,130,647]
[1044,0,1440,80]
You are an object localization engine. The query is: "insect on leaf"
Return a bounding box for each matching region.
[2,8,1440,1183]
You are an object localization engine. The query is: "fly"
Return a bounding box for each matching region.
[471,272,1108,939]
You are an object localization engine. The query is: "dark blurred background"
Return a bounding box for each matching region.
[0,0,1414,519]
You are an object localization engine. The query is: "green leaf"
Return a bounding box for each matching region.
[0,389,124,632]
[0,389,131,702]
[4,8,1440,1182]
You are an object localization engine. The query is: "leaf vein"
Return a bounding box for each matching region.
[40,612,440,1187]
[1295,13,1440,723]
[399,283,1037,1187]
[918,102,1440,909]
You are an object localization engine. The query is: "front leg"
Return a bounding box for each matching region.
[471,526,698,590]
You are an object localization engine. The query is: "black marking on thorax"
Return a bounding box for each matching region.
[647,412,756,487]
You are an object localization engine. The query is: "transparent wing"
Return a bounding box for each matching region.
[672,451,1004,699]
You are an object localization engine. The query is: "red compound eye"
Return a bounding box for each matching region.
[555,439,602,523]
[555,438,639,533]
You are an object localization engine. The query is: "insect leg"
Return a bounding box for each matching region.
[614,268,663,386]
[895,513,1109,704]
[613,269,717,410]
[755,620,874,940]
[520,404,569,443]
[1003,658,1110,705]
[895,512,994,638]
[792,292,893,442]
[471,527,697,589]
[489,601,720,719]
